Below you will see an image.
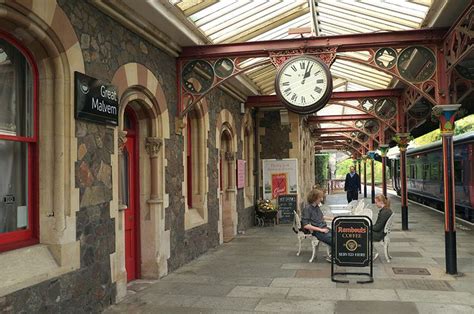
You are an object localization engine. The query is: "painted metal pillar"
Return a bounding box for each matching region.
[357,158,361,180]
[362,154,368,198]
[394,133,411,231]
[433,104,461,275]
[379,144,390,197]
[367,150,376,204]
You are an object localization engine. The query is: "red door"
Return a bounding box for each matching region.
[124,111,139,282]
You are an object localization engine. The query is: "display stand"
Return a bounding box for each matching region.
[330,215,373,283]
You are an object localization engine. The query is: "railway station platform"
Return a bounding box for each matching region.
[105,191,474,313]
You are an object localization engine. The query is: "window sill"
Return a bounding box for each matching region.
[185,208,207,230]
[0,243,79,297]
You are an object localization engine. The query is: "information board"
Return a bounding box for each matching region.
[277,194,297,224]
[333,216,371,267]
[262,159,298,201]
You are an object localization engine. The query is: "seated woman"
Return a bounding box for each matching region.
[372,194,393,260]
[372,194,393,241]
[301,189,332,247]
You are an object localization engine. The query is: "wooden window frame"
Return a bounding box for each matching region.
[0,32,39,252]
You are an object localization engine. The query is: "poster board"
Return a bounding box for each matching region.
[236,159,245,189]
[262,159,298,200]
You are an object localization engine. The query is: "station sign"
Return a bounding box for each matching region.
[75,72,119,126]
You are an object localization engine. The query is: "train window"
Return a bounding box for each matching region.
[430,163,438,180]
[454,160,463,184]
[409,164,416,179]
[423,164,430,180]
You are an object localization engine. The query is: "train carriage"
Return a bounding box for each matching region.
[391,132,474,222]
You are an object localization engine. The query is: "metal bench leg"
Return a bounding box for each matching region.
[309,238,319,263]
[296,235,302,256]
[384,241,391,263]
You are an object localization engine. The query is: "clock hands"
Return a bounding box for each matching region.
[301,62,313,84]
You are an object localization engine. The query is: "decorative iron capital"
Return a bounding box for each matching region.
[145,137,163,157]
[432,104,462,136]
[367,151,376,160]
[378,144,390,157]
[393,132,413,152]
[361,154,369,163]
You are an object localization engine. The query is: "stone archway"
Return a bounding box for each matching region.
[216,110,238,243]
[112,63,170,298]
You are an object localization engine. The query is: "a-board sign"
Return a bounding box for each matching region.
[75,71,119,126]
[277,194,297,224]
[333,216,371,267]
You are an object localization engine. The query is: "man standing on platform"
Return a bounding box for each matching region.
[344,166,361,203]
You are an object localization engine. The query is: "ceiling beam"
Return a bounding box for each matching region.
[312,127,359,133]
[245,89,402,107]
[308,114,374,122]
[180,28,447,59]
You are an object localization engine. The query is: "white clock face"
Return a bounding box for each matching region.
[277,56,330,108]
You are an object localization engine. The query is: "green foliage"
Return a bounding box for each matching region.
[314,154,329,188]
[414,114,474,146]
[335,159,388,184]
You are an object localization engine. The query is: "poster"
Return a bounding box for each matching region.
[271,173,287,198]
[262,159,298,200]
[236,159,245,189]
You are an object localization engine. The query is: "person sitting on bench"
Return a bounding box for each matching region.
[301,189,332,247]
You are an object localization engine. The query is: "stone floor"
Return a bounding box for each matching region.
[105,190,474,313]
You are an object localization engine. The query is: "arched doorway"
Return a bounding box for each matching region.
[220,128,236,242]
[122,108,140,281]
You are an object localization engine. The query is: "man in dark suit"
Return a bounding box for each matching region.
[344,166,361,203]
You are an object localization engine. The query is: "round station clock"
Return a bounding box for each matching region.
[275,55,332,114]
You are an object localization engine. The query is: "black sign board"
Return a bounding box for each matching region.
[75,72,119,126]
[331,216,373,283]
[278,194,297,224]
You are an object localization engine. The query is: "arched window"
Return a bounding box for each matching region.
[0,35,37,252]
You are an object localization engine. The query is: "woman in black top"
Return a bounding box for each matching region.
[373,194,393,242]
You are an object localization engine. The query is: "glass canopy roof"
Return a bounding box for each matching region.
[170,0,433,95]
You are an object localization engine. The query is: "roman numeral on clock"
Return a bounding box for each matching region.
[291,93,297,101]
[316,79,324,84]
[291,65,297,72]
[282,82,290,86]
[314,86,322,93]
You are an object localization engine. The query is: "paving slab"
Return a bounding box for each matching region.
[227,286,289,299]
[255,298,336,312]
[396,289,474,306]
[348,288,399,301]
[287,287,347,300]
[334,300,418,314]
[415,302,474,314]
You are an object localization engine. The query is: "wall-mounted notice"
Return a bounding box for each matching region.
[237,159,245,189]
[262,159,298,200]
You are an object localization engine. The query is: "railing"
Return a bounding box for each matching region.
[329,179,345,193]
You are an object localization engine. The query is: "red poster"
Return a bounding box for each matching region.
[272,173,288,198]
[237,159,245,189]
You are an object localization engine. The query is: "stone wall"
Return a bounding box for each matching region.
[259,111,292,160]
[1,1,254,311]
[1,122,116,313]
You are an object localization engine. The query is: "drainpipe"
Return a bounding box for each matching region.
[253,108,259,207]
